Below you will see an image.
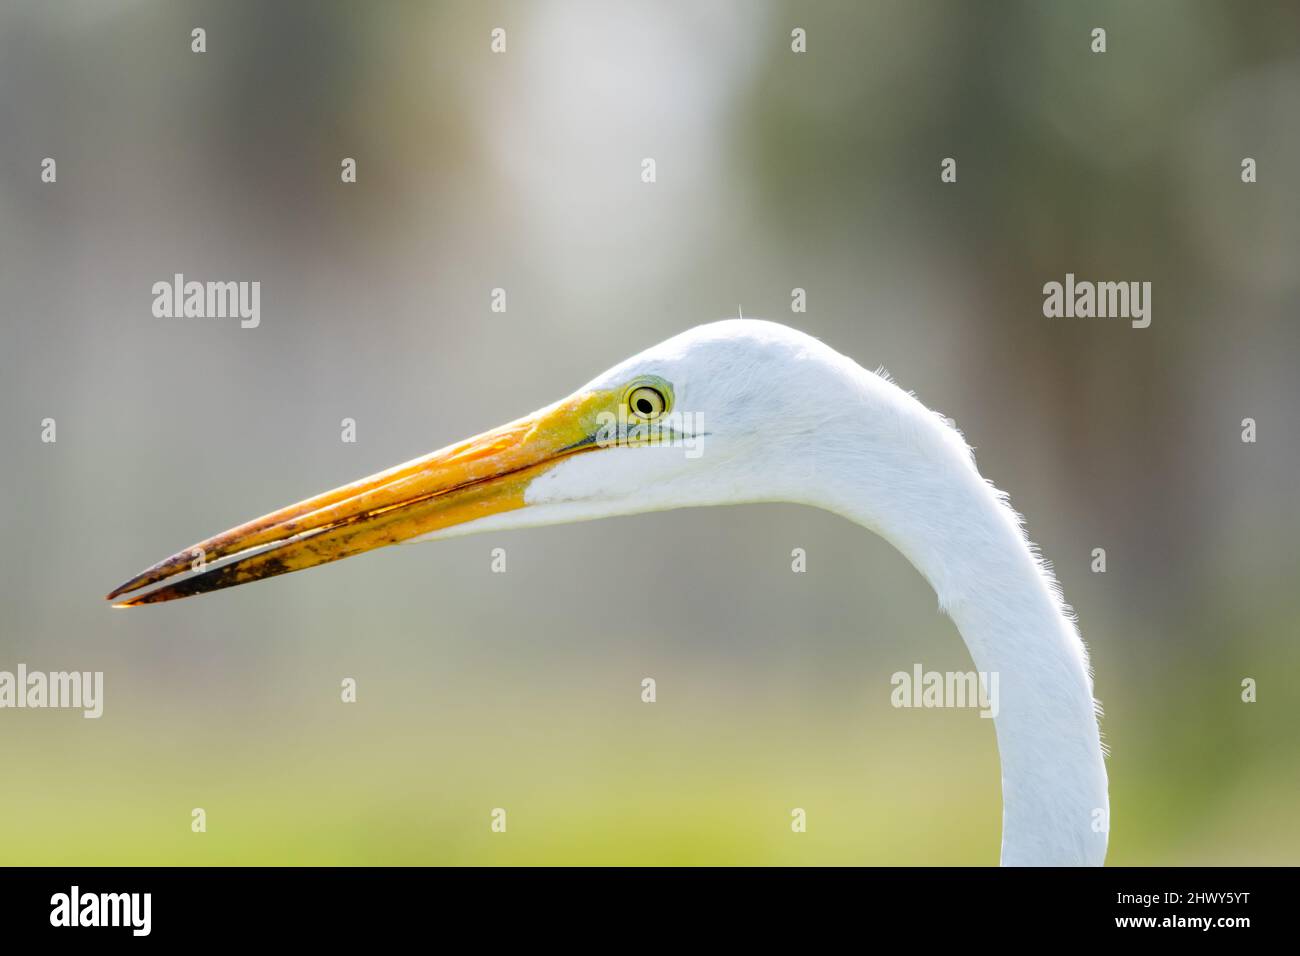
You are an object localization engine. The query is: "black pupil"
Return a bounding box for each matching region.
[636,397,653,414]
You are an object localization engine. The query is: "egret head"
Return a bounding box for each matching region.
[107,320,852,605]
[104,319,1111,869]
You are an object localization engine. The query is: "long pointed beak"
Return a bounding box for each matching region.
[106,393,603,606]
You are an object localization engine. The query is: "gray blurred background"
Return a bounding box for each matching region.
[1,0,1297,864]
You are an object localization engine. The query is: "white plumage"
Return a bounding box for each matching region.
[111,318,1109,865]
[420,319,1110,865]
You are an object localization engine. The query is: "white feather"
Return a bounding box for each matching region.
[417,319,1110,865]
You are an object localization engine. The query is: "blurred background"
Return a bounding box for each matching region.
[1,0,1297,865]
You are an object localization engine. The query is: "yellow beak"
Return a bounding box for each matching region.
[107,392,606,606]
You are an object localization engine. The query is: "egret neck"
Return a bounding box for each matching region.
[809,363,1109,866]
[104,318,1109,865]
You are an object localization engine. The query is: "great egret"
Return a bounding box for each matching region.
[108,319,1109,866]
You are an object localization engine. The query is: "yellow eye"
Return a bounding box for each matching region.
[627,385,667,420]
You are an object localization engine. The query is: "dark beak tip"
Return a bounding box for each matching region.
[105,579,140,601]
